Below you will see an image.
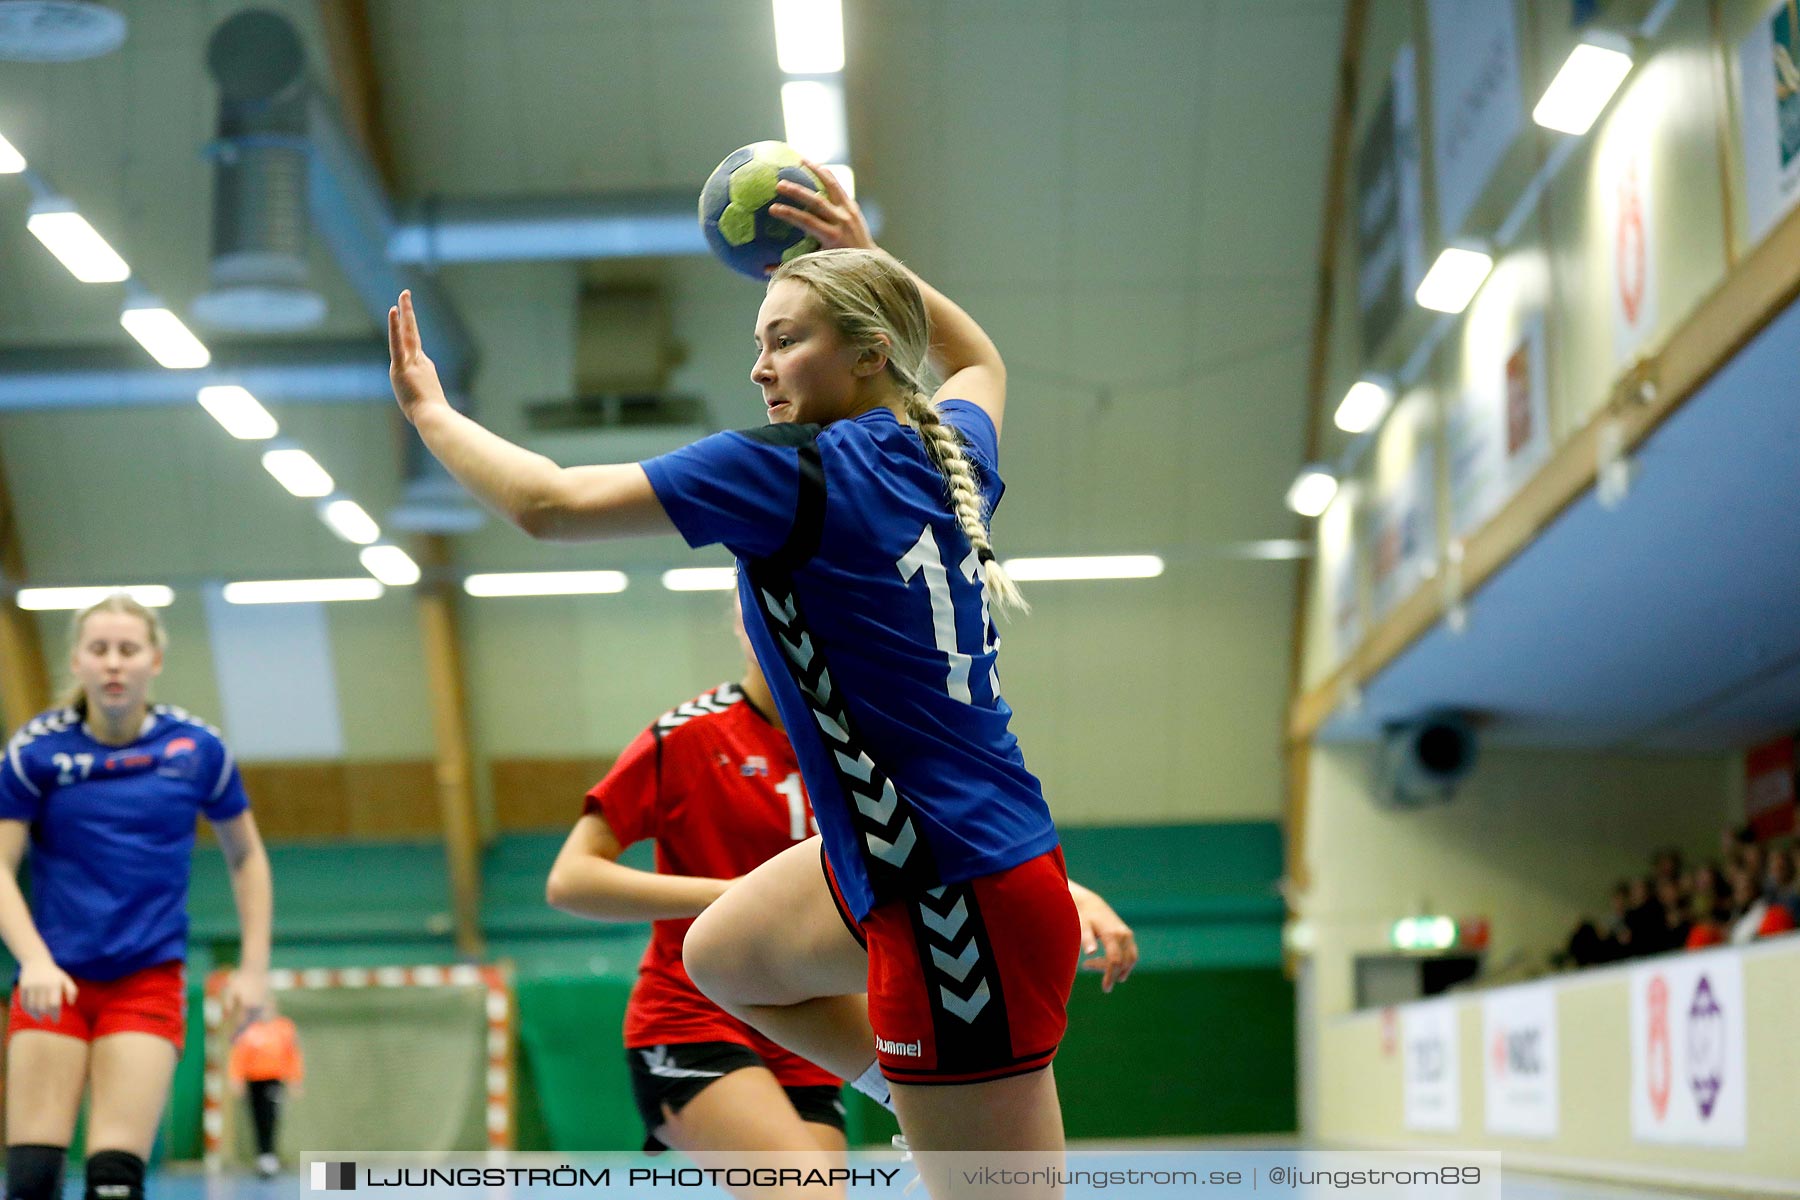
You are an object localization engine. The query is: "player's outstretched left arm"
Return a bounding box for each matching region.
[215,811,273,1030]
[1069,880,1138,993]
[388,291,676,541]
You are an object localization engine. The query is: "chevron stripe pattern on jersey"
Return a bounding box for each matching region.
[653,682,743,736]
[915,883,1003,1030]
[747,566,939,905]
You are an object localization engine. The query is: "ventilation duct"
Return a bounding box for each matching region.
[0,342,391,409]
[387,193,882,265]
[576,285,676,395]
[192,9,326,332]
[0,1,125,61]
[1374,711,1479,809]
[524,394,707,434]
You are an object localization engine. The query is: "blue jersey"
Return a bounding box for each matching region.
[644,400,1057,919]
[0,704,249,980]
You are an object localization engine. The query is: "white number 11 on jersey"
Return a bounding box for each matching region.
[896,524,997,704]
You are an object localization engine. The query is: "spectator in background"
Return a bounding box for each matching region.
[1599,881,1632,961]
[1653,876,1690,954]
[1685,892,1727,950]
[1784,845,1800,922]
[1757,839,1789,902]
[1721,825,1752,875]
[228,1008,304,1178]
[1757,845,1797,936]
[1559,916,1608,968]
[1623,876,1662,958]
[1689,862,1729,923]
[1726,869,1767,945]
[1652,847,1684,890]
[1741,841,1767,897]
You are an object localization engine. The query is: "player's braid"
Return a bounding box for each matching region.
[900,390,1028,616]
[773,247,1028,616]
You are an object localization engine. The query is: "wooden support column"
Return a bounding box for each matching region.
[316,5,483,954]
[0,452,51,733]
[417,534,484,959]
[316,0,399,184]
[1283,0,1368,904]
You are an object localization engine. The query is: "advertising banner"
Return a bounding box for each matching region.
[1481,983,1558,1138]
[1629,954,1747,1146]
[1402,1000,1461,1133]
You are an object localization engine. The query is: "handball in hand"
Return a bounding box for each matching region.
[698,140,825,279]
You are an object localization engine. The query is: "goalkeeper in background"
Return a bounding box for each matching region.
[228,1008,303,1178]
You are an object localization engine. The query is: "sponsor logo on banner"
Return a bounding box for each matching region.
[1401,1000,1460,1132]
[1355,46,1427,359]
[1688,977,1726,1120]
[1743,735,1796,839]
[1448,316,1549,537]
[1738,0,1800,244]
[1646,975,1672,1119]
[1598,84,1659,367]
[1371,443,1438,618]
[1481,983,1557,1138]
[1630,954,1747,1146]
[1615,159,1648,326]
[1426,0,1525,241]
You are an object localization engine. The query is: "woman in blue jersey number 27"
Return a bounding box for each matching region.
[1,594,273,1200]
[390,163,1091,1191]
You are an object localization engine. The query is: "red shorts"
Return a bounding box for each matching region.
[7,960,187,1047]
[824,846,1079,1085]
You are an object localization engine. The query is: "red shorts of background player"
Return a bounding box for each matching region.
[6,959,186,1047]
[825,845,1079,1084]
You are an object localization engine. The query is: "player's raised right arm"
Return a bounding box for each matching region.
[388,291,675,542]
[772,162,1007,437]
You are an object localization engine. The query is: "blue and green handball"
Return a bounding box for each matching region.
[699,140,825,279]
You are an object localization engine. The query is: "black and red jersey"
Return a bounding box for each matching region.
[584,682,835,1086]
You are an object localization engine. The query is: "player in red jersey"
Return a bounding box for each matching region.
[547,602,1136,1177]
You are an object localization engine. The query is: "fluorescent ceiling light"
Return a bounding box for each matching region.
[321,499,380,546]
[1533,35,1633,136]
[821,162,855,198]
[1333,378,1392,434]
[120,304,210,368]
[196,385,277,440]
[781,79,848,164]
[1286,465,1338,517]
[360,544,421,587]
[27,206,129,282]
[15,585,174,611]
[999,556,1164,582]
[1414,246,1493,314]
[463,570,629,598]
[661,567,738,592]
[261,448,334,497]
[1222,539,1313,560]
[772,0,844,73]
[222,578,383,605]
[0,131,24,174]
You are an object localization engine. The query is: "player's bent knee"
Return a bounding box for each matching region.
[5,1144,68,1200]
[84,1149,145,1200]
[681,906,749,1007]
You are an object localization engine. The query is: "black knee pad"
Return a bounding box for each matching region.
[84,1150,144,1200]
[6,1145,68,1200]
